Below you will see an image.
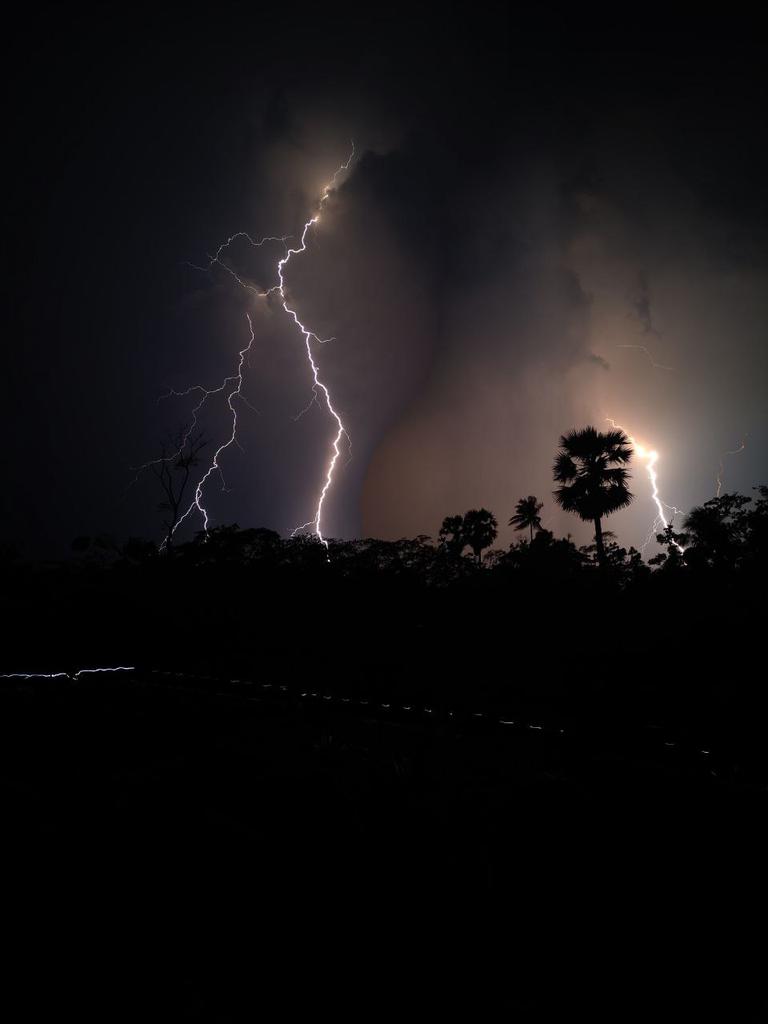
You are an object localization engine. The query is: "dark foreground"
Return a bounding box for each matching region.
[2,669,765,1021]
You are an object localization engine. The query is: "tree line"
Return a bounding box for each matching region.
[56,424,765,589]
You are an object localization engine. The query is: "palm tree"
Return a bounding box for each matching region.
[438,514,466,556]
[509,495,544,542]
[553,426,633,566]
[462,508,498,565]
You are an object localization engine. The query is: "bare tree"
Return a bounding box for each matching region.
[150,430,207,554]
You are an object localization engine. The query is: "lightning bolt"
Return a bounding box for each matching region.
[715,435,747,497]
[128,358,259,493]
[172,314,256,536]
[135,145,355,551]
[606,418,684,553]
[187,232,291,297]
[616,345,675,372]
[267,144,356,548]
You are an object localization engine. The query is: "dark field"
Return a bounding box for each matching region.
[3,667,765,1021]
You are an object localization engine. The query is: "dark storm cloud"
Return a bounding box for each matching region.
[4,7,766,555]
[631,273,660,338]
[349,49,767,544]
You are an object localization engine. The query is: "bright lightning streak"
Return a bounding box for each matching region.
[270,145,355,549]
[277,222,348,546]
[606,418,684,553]
[633,445,683,551]
[715,435,747,497]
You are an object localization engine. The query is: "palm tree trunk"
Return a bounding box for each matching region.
[593,516,606,566]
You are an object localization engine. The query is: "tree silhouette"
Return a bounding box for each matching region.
[462,508,498,565]
[151,430,207,554]
[509,495,544,542]
[681,493,752,570]
[553,426,633,566]
[648,522,689,571]
[438,514,466,556]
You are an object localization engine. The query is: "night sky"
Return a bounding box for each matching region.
[5,6,767,557]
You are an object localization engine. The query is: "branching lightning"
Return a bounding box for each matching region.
[129,352,259,493]
[187,233,291,297]
[172,314,256,536]
[606,418,684,552]
[134,145,356,551]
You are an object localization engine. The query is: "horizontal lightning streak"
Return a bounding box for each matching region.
[0,667,135,680]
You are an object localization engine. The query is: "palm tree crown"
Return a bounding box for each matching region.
[438,509,498,564]
[553,426,633,564]
[509,495,544,542]
[463,508,498,563]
